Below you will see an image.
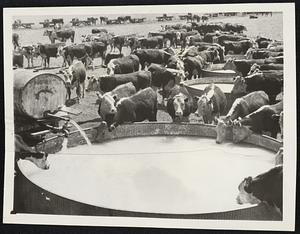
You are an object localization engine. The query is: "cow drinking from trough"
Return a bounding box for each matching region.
[215,91,269,144]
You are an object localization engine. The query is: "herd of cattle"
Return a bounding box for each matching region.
[13,20,284,215]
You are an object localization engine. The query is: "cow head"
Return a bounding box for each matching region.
[26,152,50,170]
[232,120,253,143]
[172,93,189,119]
[194,88,214,123]
[215,117,232,144]
[236,176,261,205]
[97,92,118,119]
[86,75,100,92]
[231,76,247,96]
[248,63,261,75]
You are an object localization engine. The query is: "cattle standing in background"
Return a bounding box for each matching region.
[139,36,164,49]
[109,87,157,131]
[59,44,92,68]
[43,29,75,44]
[248,63,283,75]
[92,28,108,34]
[111,35,126,54]
[133,49,172,69]
[15,134,49,170]
[215,91,269,144]
[194,84,227,124]
[107,54,140,75]
[231,70,283,103]
[62,61,86,101]
[223,40,254,55]
[236,165,282,215]
[97,82,136,127]
[99,71,151,93]
[245,48,283,59]
[255,36,272,48]
[232,101,283,142]
[38,43,62,68]
[12,33,20,49]
[20,45,40,68]
[85,41,107,68]
[166,84,197,122]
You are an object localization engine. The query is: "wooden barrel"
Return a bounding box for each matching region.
[14,69,67,119]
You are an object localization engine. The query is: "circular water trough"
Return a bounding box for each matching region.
[14,123,282,220]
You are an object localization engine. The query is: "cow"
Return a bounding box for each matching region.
[59,44,92,68]
[183,49,219,79]
[215,91,269,144]
[12,33,20,49]
[223,40,254,55]
[195,43,225,63]
[166,55,185,71]
[62,61,86,101]
[109,87,157,131]
[107,54,140,75]
[255,36,272,48]
[147,63,184,98]
[187,34,203,46]
[232,101,283,142]
[85,41,107,68]
[248,63,283,75]
[92,28,108,34]
[20,45,40,68]
[37,43,62,68]
[15,134,49,170]
[223,58,269,77]
[245,48,283,59]
[236,165,282,215]
[111,35,126,54]
[43,29,75,44]
[194,84,227,124]
[133,49,172,70]
[166,84,196,122]
[231,70,283,103]
[216,34,249,46]
[264,56,284,64]
[104,53,124,66]
[99,71,152,93]
[97,82,136,127]
[139,36,164,49]
[267,41,283,49]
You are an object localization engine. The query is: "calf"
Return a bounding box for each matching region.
[215,91,269,144]
[15,134,49,170]
[232,101,283,142]
[21,45,39,68]
[99,71,151,92]
[166,84,196,122]
[236,165,282,215]
[194,84,227,124]
[107,54,140,75]
[97,82,136,126]
[62,61,86,101]
[109,87,157,130]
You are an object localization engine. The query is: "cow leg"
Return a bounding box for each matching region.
[47,57,50,68]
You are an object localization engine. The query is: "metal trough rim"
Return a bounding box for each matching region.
[15,122,282,219]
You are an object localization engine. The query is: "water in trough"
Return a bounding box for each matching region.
[18,136,276,214]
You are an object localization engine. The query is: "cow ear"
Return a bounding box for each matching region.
[244,176,253,193]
